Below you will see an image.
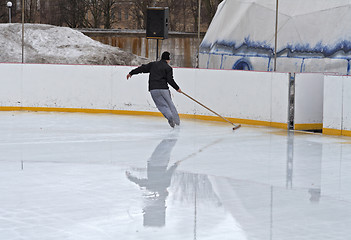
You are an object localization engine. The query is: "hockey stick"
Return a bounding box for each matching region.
[182,92,241,130]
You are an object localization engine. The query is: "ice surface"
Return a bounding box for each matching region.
[0,111,351,239]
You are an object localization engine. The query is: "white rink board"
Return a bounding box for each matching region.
[0,63,329,128]
[22,64,113,109]
[294,73,324,125]
[0,64,23,107]
[323,75,343,130]
[173,69,288,122]
[343,77,351,131]
[323,75,351,133]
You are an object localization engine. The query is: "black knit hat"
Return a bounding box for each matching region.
[161,51,171,60]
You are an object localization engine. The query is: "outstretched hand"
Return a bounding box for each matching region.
[177,88,182,93]
[126,74,132,80]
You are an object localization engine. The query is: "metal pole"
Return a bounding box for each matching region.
[288,73,296,130]
[8,8,11,23]
[270,185,273,240]
[193,178,197,240]
[7,2,12,23]
[273,0,279,71]
[196,0,201,68]
[22,0,25,63]
[198,0,201,40]
[156,39,159,61]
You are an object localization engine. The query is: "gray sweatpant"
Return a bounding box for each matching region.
[150,89,180,126]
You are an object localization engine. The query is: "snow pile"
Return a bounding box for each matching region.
[0,23,149,65]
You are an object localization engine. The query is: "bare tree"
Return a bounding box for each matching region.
[131,0,155,29]
[0,0,222,32]
[25,0,40,23]
[188,0,199,32]
[150,0,158,7]
[202,0,222,26]
[101,0,118,29]
[182,0,186,31]
[187,0,222,32]
[0,0,39,24]
[62,0,89,28]
[163,0,182,31]
[0,2,8,23]
[39,0,65,26]
[88,0,103,28]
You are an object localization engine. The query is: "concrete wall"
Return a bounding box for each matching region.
[323,75,351,136]
[0,63,329,131]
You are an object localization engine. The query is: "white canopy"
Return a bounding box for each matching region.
[201,0,351,56]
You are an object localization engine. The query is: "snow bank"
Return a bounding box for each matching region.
[0,23,149,66]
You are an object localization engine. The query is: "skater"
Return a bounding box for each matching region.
[126,51,182,128]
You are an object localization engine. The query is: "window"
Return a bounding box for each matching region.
[118,10,122,21]
[125,11,129,20]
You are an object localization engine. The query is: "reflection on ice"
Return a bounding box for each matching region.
[286,131,322,203]
[0,112,351,240]
[126,138,179,227]
[125,128,349,240]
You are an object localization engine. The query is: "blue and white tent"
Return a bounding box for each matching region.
[199,0,351,74]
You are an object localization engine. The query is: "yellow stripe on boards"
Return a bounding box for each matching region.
[0,106,164,117]
[294,123,323,130]
[270,122,288,129]
[323,128,342,136]
[0,106,22,111]
[323,128,351,137]
[179,113,289,128]
[1,106,333,133]
[342,130,351,137]
[0,106,288,128]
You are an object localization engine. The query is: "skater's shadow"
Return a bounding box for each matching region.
[126,137,179,227]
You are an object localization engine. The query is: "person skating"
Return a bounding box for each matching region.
[126,51,182,128]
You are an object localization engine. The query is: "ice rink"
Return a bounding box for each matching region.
[1,111,351,240]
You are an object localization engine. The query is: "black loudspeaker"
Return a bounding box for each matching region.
[146,7,169,39]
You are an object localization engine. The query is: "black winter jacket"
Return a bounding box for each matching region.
[129,60,180,91]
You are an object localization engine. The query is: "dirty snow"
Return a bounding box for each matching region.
[0,23,149,65]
